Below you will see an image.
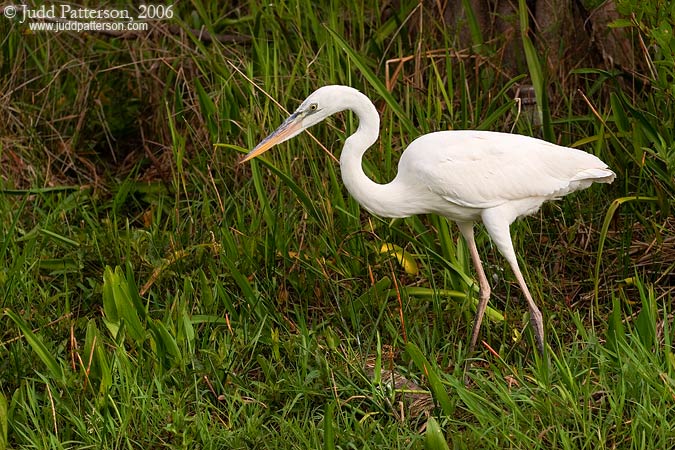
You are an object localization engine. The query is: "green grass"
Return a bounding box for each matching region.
[1,1,674,448]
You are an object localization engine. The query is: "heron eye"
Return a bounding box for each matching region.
[309,103,318,111]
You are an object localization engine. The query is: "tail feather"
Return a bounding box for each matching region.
[574,168,616,184]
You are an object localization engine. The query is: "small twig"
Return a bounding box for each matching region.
[69,323,77,372]
[207,164,225,214]
[46,382,58,437]
[83,335,97,390]
[482,340,500,358]
[0,312,73,347]
[390,270,408,343]
[202,375,223,401]
[577,88,628,152]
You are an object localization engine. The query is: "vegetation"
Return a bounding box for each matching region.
[1,1,673,448]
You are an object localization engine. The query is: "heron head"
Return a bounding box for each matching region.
[240,86,351,163]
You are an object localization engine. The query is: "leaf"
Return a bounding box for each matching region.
[0,391,7,450]
[374,332,382,385]
[634,277,656,350]
[606,297,626,357]
[518,0,553,140]
[112,269,145,343]
[199,268,214,309]
[372,2,418,45]
[594,196,658,307]
[396,287,505,323]
[406,342,454,416]
[84,319,111,395]
[478,100,517,131]
[149,320,182,366]
[125,263,147,321]
[460,0,483,50]
[178,309,195,353]
[424,416,450,450]
[215,143,324,223]
[194,76,218,138]
[37,257,81,272]
[380,243,418,276]
[608,18,633,28]
[4,309,64,383]
[37,227,80,247]
[610,92,630,133]
[323,400,336,450]
[102,265,146,343]
[221,250,258,303]
[352,277,392,313]
[102,266,120,325]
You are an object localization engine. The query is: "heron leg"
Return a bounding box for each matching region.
[510,261,545,354]
[456,221,491,354]
[481,209,545,354]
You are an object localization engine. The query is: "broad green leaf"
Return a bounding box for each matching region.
[102,265,146,343]
[112,268,145,343]
[149,320,182,365]
[424,416,450,450]
[610,92,630,133]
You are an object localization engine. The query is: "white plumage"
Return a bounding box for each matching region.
[242,85,615,353]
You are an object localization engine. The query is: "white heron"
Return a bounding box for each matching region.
[241,85,615,354]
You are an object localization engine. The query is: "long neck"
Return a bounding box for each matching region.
[338,92,412,218]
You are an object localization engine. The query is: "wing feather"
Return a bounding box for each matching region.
[398,131,614,209]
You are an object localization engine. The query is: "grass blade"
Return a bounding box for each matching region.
[0,391,7,450]
[606,297,626,357]
[405,342,454,416]
[84,319,111,395]
[594,196,658,309]
[215,143,324,223]
[518,0,553,140]
[148,319,182,367]
[194,76,218,139]
[460,0,484,50]
[634,275,657,350]
[398,287,504,323]
[4,309,64,383]
[325,26,415,135]
[323,400,335,450]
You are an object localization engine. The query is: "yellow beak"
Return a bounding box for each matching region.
[240,112,304,163]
